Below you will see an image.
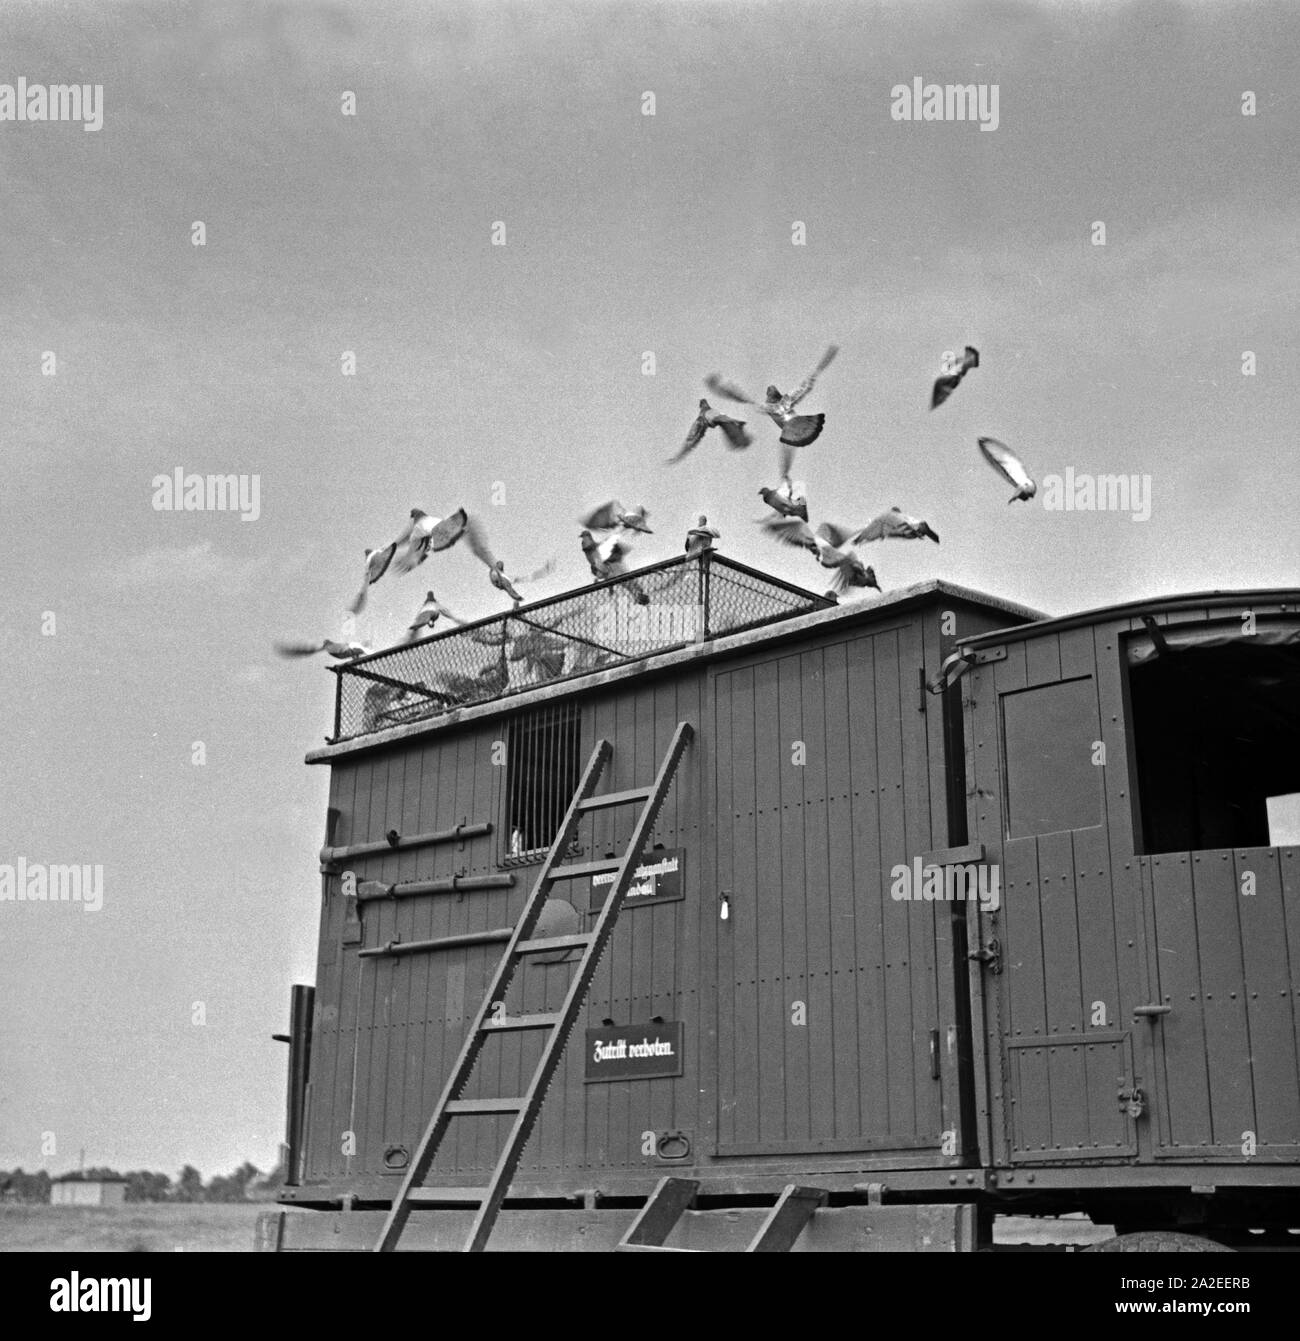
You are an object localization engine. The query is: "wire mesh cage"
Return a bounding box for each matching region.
[331,550,833,741]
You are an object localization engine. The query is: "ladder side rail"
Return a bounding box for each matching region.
[460,721,695,1251]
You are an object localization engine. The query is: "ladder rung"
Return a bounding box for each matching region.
[404,1187,489,1206]
[480,1012,562,1033]
[578,786,653,812]
[549,858,624,881]
[444,1098,526,1116]
[516,933,593,955]
[616,1244,698,1253]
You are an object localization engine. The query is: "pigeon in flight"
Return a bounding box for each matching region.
[931,345,979,410]
[978,436,1037,502]
[403,590,464,642]
[706,344,839,447]
[581,500,653,535]
[852,507,940,544]
[762,517,881,594]
[580,529,649,603]
[466,516,556,605]
[274,636,373,661]
[685,515,721,555]
[671,399,753,462]
[348,508,469,614]
[758,480,808,522]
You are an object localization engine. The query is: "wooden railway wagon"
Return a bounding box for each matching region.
[257,553,1300,1252]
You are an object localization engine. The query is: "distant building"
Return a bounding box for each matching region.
[49,1173,127,1207]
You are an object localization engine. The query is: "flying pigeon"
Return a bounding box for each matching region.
[931,345,980,410]
[762,517,881,594]
[978,436,1037,503]
[581,500,653,535]
[274,636,373,661]
[580,529,649,604]
[671,399,753,462]
[685,515,721,556]
[466,516,556,605]
[403,590,463,643]
[705,344,839,447]
[758,480,808,522]
[851,507,940,544]
[348,508,469,614]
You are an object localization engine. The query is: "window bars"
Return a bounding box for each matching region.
[331,550,833,741]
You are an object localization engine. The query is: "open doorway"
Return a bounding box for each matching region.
[1126,628,1300,853]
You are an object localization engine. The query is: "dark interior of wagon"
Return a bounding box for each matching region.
[1128,640,1300,853]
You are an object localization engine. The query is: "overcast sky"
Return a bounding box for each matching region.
[1,0,1297,1178]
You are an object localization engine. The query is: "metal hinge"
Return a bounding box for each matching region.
[967,937,1001,974]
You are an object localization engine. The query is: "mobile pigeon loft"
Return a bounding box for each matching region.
[258,553,1300,1252]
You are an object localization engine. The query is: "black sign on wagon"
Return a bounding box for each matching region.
[587,848,685,913]
[584,1021,685,1083]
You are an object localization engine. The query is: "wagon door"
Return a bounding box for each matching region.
[965,632,1148,1164]
[1125,622,1300,1161]
[712,630,947,1161]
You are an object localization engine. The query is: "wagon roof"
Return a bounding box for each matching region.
[955,586,1300,652]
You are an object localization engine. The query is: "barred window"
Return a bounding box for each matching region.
[503,702,582,863]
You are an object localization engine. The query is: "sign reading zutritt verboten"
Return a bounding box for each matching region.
[584,1022,685,1083]
[586,848,684,912]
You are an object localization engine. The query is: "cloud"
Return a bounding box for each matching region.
[111,541,256,591]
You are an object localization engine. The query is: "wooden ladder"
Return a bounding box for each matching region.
[617,1177,828,1253]
[374,721,695,1252]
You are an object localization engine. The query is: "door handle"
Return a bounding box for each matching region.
[1132,1003,1171,1020]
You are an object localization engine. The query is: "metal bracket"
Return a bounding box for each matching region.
[967,937,1001,975]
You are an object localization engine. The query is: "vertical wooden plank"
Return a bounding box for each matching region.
[1148,853,1213,1148]
[778,653,810,1145]
[800,647,836,1141]
[1037,829,1082,1035]
[1191,851,1255,1146]
[822,641,861,1141]
[847,635,887,1140]
[752,658,785,1145]
[875,629,914,1137]
[1235,848,1300,1147]
[1025,632,1062,688]
[714,666,739,1149]
[899,617,941,1140]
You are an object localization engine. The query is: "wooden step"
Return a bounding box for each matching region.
[443,1098,526,1116]
[548,857,623,881]
[404,1187,488,1206]
[480,1012,562,1033]
[516,933,593,955]
[578,786,653,812]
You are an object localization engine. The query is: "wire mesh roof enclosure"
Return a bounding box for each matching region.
[331,550,834,741]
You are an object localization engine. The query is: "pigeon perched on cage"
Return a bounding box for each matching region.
[762,516,881,594]
[581,500,653,535]
[274,636,373,661]
[978,436,1037,502]
[466,516,556,605]
[930,345,979,410]
[758,480,808,522]
[849,507,940,544]
[348,508,469,614]
[685,516,721,556]
[670,399,753,462]
[580,529,649,604]
[403,591,464,642]
[705,344,838,448]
